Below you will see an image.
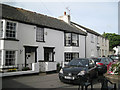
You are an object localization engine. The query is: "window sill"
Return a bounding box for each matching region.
[38,60,55,62]
[36,40,45,43]
[65,46,79,47]
[0,38,19,41]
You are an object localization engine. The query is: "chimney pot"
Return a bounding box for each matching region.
[64,12,66,15]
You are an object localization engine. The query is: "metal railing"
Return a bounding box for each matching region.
[0,63,32,73]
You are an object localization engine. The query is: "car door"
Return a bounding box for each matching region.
[88,59,96,78]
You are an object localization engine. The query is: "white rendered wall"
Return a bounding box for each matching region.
[86,33,98,58]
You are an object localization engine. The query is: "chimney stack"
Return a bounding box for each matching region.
[64,12,66,15]
[58,11,71,24]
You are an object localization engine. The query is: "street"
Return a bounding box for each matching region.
[2,73,119,90]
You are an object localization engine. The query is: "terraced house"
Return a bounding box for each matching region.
[0,4,109,75]
[0,4,87,74]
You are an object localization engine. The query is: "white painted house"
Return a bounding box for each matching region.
[71,22,109,58]
[113,46,120,55]
[0,4,87,73]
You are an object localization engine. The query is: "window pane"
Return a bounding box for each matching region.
[36,27,44,41]
[65,53,79,62]
[72,33,78,46]
[91,34,94,43]
[0,21,3,37]
[65,33,71,46]
[5,51,16,66]
[6,22,16,39]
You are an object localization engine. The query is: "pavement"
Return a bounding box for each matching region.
[1,73,120,90]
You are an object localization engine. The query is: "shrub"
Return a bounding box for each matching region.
[108,62,120,75]
[56,63,61,72]
[22,67,30,71]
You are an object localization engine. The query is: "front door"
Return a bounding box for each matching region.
[24,46,37,67]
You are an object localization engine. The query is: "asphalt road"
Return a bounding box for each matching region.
[2,73,119,90]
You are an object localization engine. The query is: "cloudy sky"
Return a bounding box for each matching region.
[1,0,119,34]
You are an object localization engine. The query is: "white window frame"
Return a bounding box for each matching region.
[5,50,16,66]
[5,20,17,39]
[65,33,71,46]
[65,33,79,46]
[65,52,79,62]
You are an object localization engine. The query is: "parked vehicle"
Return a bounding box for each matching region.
[59,58,98,84]
[91,57,114,74]
[108,55,120,62]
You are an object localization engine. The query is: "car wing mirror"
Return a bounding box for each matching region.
[89,63,93,68]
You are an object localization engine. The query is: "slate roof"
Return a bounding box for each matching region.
[71,22,102,36]
[1,3,87,36]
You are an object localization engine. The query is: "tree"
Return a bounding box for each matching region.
[102,33,120,51]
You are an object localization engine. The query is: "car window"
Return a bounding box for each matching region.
[89,59,95,68]
[68,59,88,67]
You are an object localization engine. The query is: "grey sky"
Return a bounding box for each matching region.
[2,1,118,34]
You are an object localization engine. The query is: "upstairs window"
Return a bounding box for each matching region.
[91,34,94,43]
[6,22,16,39]
[72,33,79,46]
[65,33,71,46]
[65,33,79,46]
[0,21,3,38]
[36,27,44,42]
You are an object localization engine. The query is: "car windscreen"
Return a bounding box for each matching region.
[68,59,88,67]
[91,58,101,62]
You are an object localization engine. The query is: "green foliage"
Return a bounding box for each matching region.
[102,33,120,50]
[22,67,30,71]
[109,62,120,75]
[56,63,61,72]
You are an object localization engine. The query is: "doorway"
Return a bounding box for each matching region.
[24,46,37,67]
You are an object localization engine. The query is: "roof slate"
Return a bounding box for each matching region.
[1,3,87,36]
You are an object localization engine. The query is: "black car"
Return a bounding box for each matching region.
[91,57,114,74]
[59,58,98,84]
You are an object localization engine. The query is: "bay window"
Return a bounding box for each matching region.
[65,33,79,46]
[5,51,16,66]
[65,53,79,62]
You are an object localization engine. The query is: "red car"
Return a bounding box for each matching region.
[91,57,114,74]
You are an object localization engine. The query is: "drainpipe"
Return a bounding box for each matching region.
[85,36,87,58]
